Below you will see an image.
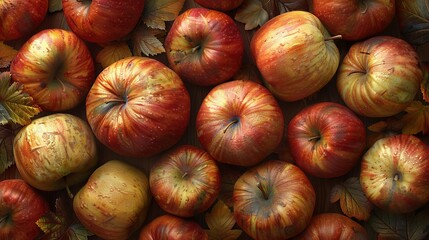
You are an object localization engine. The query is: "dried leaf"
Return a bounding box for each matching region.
[142,0,186,30]
[396,0,429,46]
[205,200,242,240]
[0,72,41,126]
[96,42,132,69]
[400,101,429,135]
[0,42,18,68]
[421,62,429,102]
[48,0,63,12]
[330,177,373,221]
[235,0,269,30]
[0,124,15,174]
[278,0,309,12]
[132,25,166,56]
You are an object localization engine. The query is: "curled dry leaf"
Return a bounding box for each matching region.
[0,124,15,175]
[96,42,133,69]
[278,0,309,12]
[205,199,242,240]
[401,100,429,135]
[0,42,18,68]
[235,0,269,30]
[142,0,186,30]
[132,25,166,57]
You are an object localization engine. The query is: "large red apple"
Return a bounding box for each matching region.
[10,29,95,112]
[251,10,340,102]
[86,56,191,158]
[149,145,221,217]
[312,0,395,41]
[337,35,423,118]
[0,0,48,41]
[62,0,145,43]
[0,179,50,240]
[287,102,367,178]
[233,160,316,239]
[194,0,244,11]
[164,8,244,86]
[360,134,429,213]
[196,80,284,167]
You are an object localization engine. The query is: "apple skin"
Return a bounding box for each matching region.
[85,56,191,158]
[233,160,316,240]
[294,213,368,240]
[0,179,50,240]
[287,102,367,178]
[250,10,340,102]
[62,0,145,43]
[73,160,152,240]
[139,214,208,240]
[0,0,48,41]
[360,134,429,214]
[312,0,395,41]
[165,8,244,86]
[196,80,284,167]
[10,29,95,112]
[149,145,221,217]
[337,35,423,118]
[13,113,98,191]
[193,0,244,11]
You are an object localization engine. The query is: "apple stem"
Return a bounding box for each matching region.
[324,35,342,41]
[257,182,269,200]
[182,172,189,179]
[223,119,239,133]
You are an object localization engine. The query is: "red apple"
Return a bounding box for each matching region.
[287,102,367,178]
[194,0,244,11]
[312,0,395,41]
[196,80,284,167]
[233,160,316,239]
[251,10,340,102]
[139,214,208,240]
[337,35,423,118]
[62,0,145,43]
[149,145,221,217]
[294,213,368,240]
[13,113,98,191]
[0,0,48,41]
[0,179,50,240]
[10,28,95,112]
[165,8,244,86]
[360,134,429,213]
[86,56,191,158]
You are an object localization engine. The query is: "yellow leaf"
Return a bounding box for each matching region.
[401,101,429,135]
[205,200,242,240]
[132,25,166,57]
[0,42,18,68]
[96,42,132,69]
[142,0,186,30]
[48,0,62,12]
[235,0,269,30]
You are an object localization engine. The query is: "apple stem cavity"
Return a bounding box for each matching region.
[0,214,11,226]
[223,118,239,133]
[393,173,401,181]
[257,182,269,200]
[182,172,189,179]
[324,35,342,41]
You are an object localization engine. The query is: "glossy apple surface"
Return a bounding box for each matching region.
[287,102,367,178]
[360,134,429,213]
[149,145,221,217]
[194,0,244,11]
[165,8,244,86]
[196,80,284,167]
[86,56,191,158]
[0,0,48,41]
[337,35,423,118]
[233,160,316,239]
[139,214,208,240]
[73,160,151,240]
[10,29,95,112]
[13,113,98,191]
[312,0,395,41]
[0,179,50,240]
[251,10,340,102]
[62,0,145,43]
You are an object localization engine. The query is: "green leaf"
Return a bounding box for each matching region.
[0,124,15,174]
[0,72,41,126]
[142,0,186,30]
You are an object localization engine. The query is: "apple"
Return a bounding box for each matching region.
[13,113,98,191]
[337,35,423,118]
[62,0,145,43]
[164,8,244,86]
[193,0,244,11]
[312,0,395,41]
[73,160,151,240]
[360,134,429,214]
[139,214,208,240]
[294,213,368,240]
[86,56,191,158]
[233,160,316,239]
[0,179,50,240]
[10,28,95,112]
[0,0,48,41]
[149,145,221,217]
[287,102,367,178]
[250,10,340,102]
[196,80,284,167]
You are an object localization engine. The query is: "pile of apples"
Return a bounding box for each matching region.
[1,0,429,239]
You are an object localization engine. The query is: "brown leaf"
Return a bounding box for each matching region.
[132,25,166,56]
[400,100,429,135]
[421,62,429,103]
[0,42,18,68]
[235,0,269,30]
[205,200,242,240]
[142,0,186,30]
[96,42,132,69]
[0,124,16,174]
